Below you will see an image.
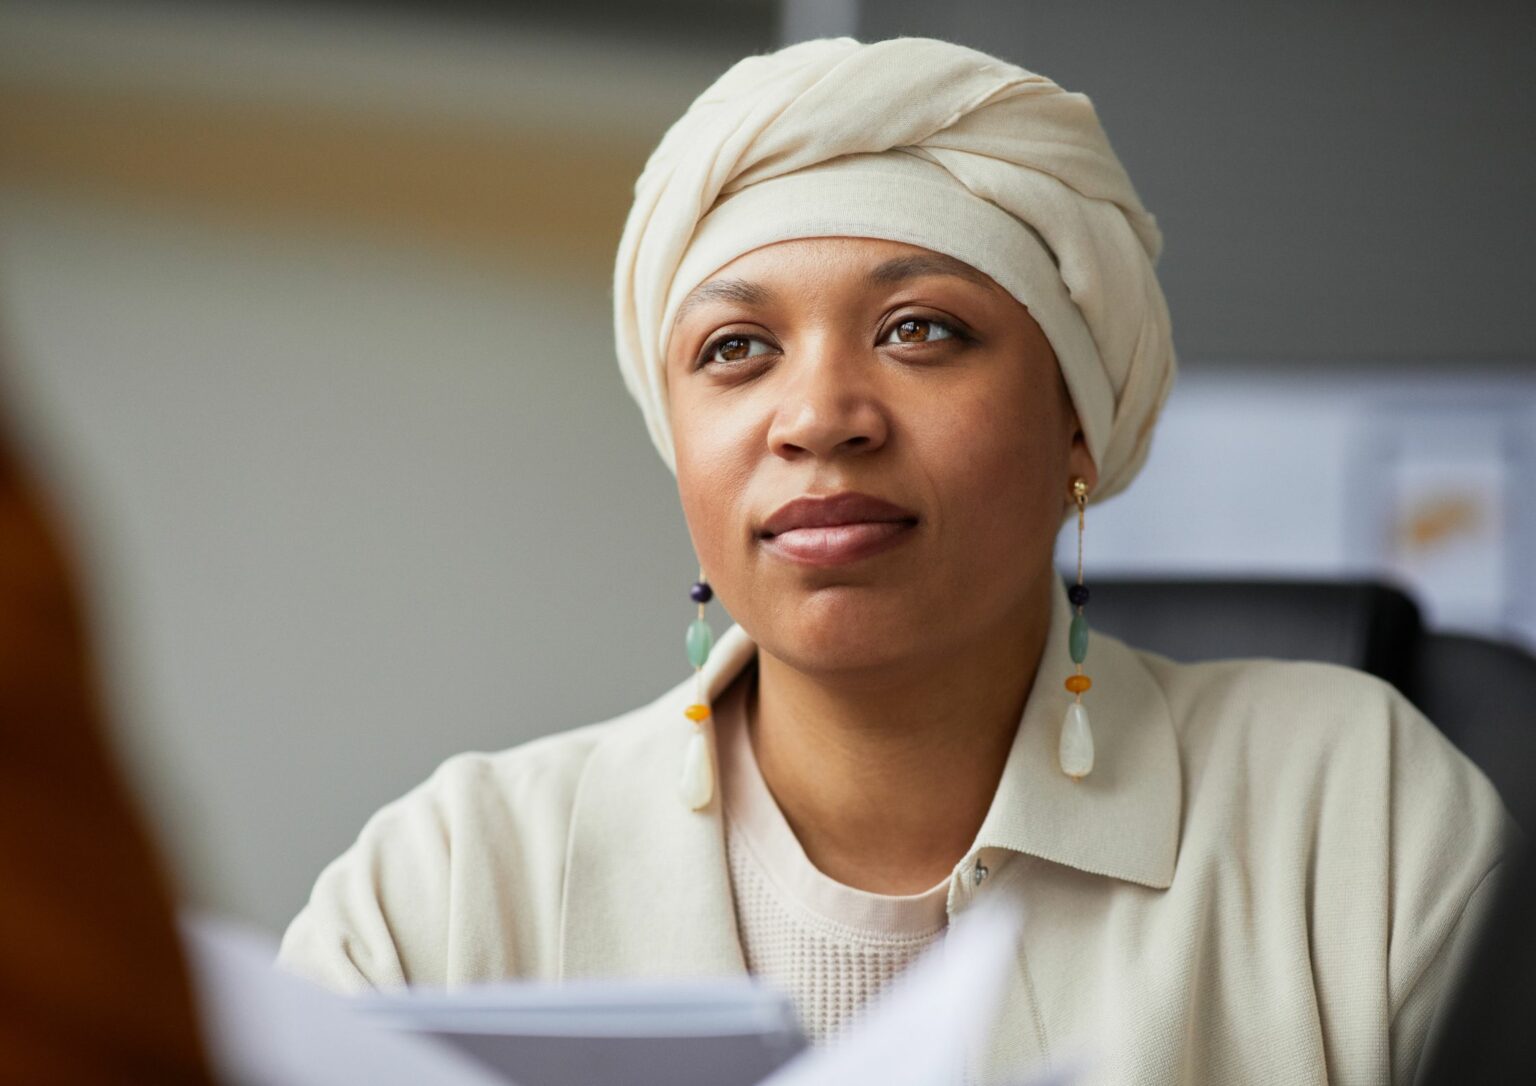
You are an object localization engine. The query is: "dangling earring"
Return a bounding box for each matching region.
[1059,477,1095,781]
[679,568,716,810]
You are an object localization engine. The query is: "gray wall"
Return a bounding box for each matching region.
[0,190,719,930]
[0,2,755,932]
[861,0,1536,364]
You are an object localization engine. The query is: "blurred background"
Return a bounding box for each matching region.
[0,0,1530,934]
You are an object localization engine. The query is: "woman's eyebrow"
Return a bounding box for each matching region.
[674,253,995,325]
[865,253,996,292]
[675,279,774,326]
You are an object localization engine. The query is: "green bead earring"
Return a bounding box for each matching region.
[679,568,716,810]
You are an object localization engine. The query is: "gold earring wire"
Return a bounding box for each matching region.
[1073,478,1088,587]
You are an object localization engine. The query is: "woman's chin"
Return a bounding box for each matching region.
[750,592,945,677]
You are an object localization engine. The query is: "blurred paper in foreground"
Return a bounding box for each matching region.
[183,879,1072,1086]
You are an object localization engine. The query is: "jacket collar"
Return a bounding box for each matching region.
[559,574,1181,978]
[558,622,756,979]
[971,572,1182,890]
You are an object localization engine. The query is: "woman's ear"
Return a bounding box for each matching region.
[1067,416,1099,497]
[1052,367,1099,498]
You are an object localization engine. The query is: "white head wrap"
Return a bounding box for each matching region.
[612,36,1176,502]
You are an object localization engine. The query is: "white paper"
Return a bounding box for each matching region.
[181,880,1081,1086]
[180,914,513,1086]
[356,976,806,1086]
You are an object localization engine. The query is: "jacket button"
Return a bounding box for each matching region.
[973,863,989,886]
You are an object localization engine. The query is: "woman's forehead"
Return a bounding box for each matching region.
[674,238,1005,325]
[712,236,992,284]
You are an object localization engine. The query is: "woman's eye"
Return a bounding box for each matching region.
[885,317,959,345]
[700,334,772,367]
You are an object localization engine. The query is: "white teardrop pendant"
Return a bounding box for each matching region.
[679,726,715,810]
[1059,701,1095,780]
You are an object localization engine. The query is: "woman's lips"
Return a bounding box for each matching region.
[757,493,920,567]
[761,520,918,566]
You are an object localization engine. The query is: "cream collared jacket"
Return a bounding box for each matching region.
[278,576,1517,1084]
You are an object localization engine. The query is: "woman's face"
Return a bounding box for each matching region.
[665,236,1096,676]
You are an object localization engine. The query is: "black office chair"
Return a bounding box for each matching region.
[1083,578,1536,829]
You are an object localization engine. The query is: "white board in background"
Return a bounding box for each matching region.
[1060,365,1536,650]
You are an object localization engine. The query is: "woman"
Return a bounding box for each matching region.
[278,37,1515,1083]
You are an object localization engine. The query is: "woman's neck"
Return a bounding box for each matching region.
[747,576,1052,895]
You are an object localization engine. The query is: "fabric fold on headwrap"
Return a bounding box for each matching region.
[612,35,1176,502]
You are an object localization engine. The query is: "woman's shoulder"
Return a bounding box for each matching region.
[335,689,686,876]
[277,698,672,990]
[1134,646,1512,839]
[1133,646,1464,774]
[417,714,631,813]
[1136,644,1402,716]
[1126,645,1518,1075]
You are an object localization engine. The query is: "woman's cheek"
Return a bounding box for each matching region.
[950,398,1068,549]
[675,412,754,581]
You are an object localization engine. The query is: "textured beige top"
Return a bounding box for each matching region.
[715,665,949,1044]
[278,574,1518,1084]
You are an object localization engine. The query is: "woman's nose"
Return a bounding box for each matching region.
[765,347,890,461]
